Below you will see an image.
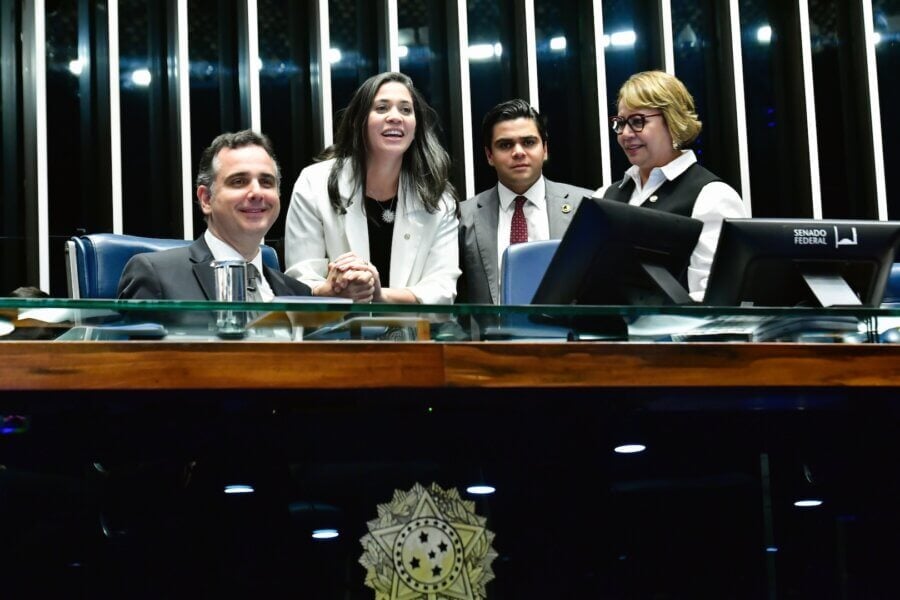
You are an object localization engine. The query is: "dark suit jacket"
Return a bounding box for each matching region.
[458,178,592,304]
[117,236,311,300]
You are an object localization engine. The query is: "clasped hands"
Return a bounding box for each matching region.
[315,251,381,303]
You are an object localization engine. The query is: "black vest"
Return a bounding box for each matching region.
[602,162,721,216]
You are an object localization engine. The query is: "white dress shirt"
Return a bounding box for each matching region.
[496,176,551,270]
[594,150,747,301]
[204,230,275,301]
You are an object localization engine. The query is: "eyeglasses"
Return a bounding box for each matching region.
[609,113,663,134]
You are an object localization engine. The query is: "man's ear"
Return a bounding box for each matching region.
[197,186,213,216]
[485,146,494,167]
[542,140,549,162]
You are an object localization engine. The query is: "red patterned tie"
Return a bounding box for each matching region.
[510,196,528,245]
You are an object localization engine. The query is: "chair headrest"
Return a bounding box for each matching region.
[71,234,192,299]
[69,234,280,298]
[882,262,900,306]
[500,240,561,305]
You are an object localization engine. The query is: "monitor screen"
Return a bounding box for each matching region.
[532,197,703,305]
[704,218,900,307]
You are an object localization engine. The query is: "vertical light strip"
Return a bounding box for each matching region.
[318,0,333,148]
[32,0,49,290]
[797,0,822,219]
[660,0,674,74]
[861,0,887,220]
[592,0,611,186]
[246,0,261,132]
[108,0,123,233]
[176,0,193,239]
[386,0,399,72]
[728,0,751,215]
[457,0,474,198]
[523,0,539,109]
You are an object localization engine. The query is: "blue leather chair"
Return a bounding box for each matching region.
[65,233,280,298]
[499,239,560,304]
[883,263,900,306]
[484,240,571,340]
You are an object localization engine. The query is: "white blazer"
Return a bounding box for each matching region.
[284,158,461,305]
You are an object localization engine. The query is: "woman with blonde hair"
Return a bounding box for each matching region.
[596,70,747,301]
[284,72,460,304]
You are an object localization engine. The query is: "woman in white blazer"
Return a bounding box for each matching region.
[285,72,460,304]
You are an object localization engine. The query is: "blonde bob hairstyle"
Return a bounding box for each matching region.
[617,70,702,148]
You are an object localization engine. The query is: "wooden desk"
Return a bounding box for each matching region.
[3,341,899,390]
[2,340,898,599]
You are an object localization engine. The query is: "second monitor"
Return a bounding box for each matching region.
[704,218,900,307]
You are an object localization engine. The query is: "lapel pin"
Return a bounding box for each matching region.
[561,203,572,214]
[649,195,658,203]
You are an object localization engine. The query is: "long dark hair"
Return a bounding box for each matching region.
[318,72,456,214]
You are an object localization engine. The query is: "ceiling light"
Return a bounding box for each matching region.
[131,69,152,86]
[468,44,496,60]
[610,31,636,47]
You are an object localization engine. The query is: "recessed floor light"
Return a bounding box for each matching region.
[312,528,339,540]
[794,499,823,508]
[614,444,646,454]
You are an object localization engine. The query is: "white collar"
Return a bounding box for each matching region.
[497,176,547,210]
[203,230,264,274]
[619,150,697,188]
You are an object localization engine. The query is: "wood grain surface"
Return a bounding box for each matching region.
[2,341,898,390]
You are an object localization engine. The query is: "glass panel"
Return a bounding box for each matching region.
[602,0,660,183]
[809,0,873,219]
[46,0,112,295]
[534,0,600,190]
[0,0,27,294]
[466,0,517,195]
[873,0,900,219]
[328,0,379,117]
[187,0,242,238]
[258,0,316,253]
[672,0,741,191]
[118,0,182,237]
[739,1,811,217]
[2,296,896,343]
[397,0,458,192]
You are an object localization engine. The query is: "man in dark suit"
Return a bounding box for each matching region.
[458,100,592,304]
[118,130,310,300]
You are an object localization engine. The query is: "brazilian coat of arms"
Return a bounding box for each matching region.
[359,482,497,599]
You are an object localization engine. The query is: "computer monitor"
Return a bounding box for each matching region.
[532,197,703,305]
[704,218,900,307]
